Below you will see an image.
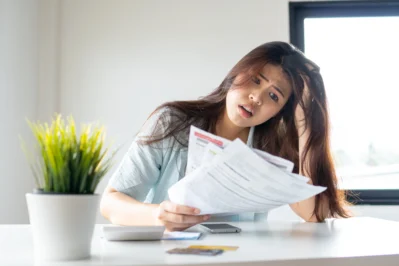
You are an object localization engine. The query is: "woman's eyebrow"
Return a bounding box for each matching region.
[259,73,285,98]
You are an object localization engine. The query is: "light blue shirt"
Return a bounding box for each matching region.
[108,108,268,222]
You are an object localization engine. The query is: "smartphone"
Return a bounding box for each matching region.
[199,223,241,233]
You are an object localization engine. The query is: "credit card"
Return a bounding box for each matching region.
[188,245,239,251]
[166,248,224,256]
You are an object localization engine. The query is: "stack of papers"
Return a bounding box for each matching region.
[168,126,326,215]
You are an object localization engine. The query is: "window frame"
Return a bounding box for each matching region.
[289,0,399,205]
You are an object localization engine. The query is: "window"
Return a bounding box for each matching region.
[290,1,399,204]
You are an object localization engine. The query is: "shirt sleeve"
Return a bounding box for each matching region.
[107,108,171,201]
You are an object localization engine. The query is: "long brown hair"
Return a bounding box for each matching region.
[143,41,350,221]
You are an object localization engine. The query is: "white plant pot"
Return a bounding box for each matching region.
[26,193,100,261]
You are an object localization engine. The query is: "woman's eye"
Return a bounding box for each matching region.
[252,76,261,85]
[269,92,279,102]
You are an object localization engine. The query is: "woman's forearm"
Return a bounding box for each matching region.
[289,148,318,221]
[289,197,317,222]
[290,123,318,222]
[100,187,159,226]
[291,100,318,222]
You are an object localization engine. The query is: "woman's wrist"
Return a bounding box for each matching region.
[145,203,162,225]
[128,202,161,226]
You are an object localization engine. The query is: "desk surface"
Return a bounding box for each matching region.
[2,217,399,266]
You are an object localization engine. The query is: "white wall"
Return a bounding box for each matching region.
[0,0,38,223]
[38,0,60,121]
[2,0,398,224]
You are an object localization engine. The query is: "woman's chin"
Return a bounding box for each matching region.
[230,117,253,128]
[226,112,255,128]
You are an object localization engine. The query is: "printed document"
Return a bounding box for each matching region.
[169,126,326,215]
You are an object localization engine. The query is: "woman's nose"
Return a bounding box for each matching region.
[249,93,262,105]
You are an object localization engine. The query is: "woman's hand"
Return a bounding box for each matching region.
[153,200,210,231]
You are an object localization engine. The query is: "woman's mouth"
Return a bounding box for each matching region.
[238,105,253,118]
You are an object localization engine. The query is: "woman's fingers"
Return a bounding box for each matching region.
[155,201,210,231]
[159,210,209,224]
[163,222,197,232]
[160,201,200,215]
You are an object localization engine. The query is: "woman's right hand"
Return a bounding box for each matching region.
[154,200,210,231]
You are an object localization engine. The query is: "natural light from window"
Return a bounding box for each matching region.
[304,17,399,189]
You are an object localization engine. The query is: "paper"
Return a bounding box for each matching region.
[253,148,294,172]
[186,126,231,175]
[168,126,326,215]
[187,125,294,174]
[201,142,223,165]
[162,231,202,240]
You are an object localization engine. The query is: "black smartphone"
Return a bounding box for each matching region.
[199,223,242,233]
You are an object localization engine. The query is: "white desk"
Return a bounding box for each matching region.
[2,217,399,266]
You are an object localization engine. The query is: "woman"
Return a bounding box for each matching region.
[100,41,350,231]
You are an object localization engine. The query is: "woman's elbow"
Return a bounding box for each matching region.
[99,198,109,220]
[303,215,319,223]
[99,186,116,221]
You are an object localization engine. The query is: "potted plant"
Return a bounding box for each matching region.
[21,114,115,261]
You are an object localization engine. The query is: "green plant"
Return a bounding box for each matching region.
[21,114,116,194]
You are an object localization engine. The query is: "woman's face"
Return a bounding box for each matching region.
[225,64,293,128]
